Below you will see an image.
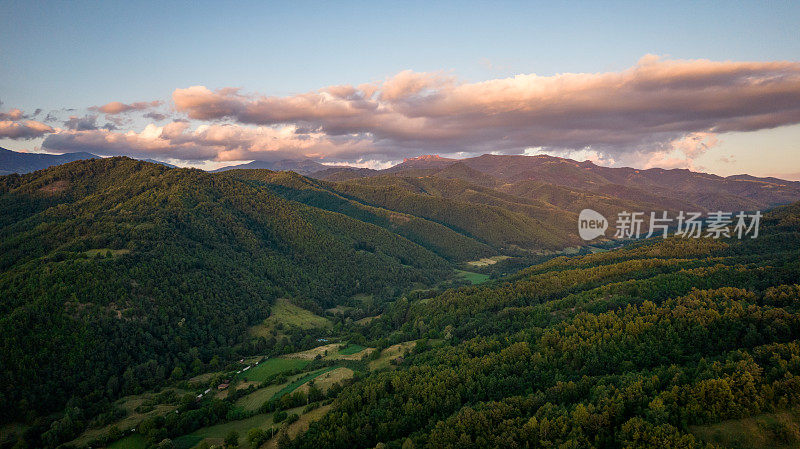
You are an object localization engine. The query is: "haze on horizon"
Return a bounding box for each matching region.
[1,0,799,179]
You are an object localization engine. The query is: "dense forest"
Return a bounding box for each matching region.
[0,158,449,424]
[287,202,800,448]
[2,157,800,449]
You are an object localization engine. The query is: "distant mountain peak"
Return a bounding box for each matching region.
[0,147,100,175]
[402,154,453,163]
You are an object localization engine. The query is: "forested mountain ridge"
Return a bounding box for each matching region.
[314,154,800,213]
[0,157,450,423]
[0,147,99,175]
[218,169,496,261]
[288,202,800,449]
[222,169,582,255]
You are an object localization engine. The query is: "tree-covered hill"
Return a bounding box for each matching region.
[289,202,800,449]
[217,169,495,262]
[0,157,450,422]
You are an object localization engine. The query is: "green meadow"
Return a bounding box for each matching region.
[237,357,309,382]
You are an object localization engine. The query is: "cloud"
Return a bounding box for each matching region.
[0,105,55,139]
[0,120,55,139]
[63,115,98,131]
[90,100,162,114]
[143,111,168,121]
[43,121,374,162]
[0,108,25,121]
[168,55,800,165]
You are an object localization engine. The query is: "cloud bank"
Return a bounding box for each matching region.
[0,106,54,139]
[38,55,800,166]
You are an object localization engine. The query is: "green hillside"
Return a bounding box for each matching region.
[219,169,495,261]
[0,157,449,423]
[3,156,800,449]
[289,202,800,448]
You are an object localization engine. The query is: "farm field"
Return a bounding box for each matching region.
[285,342,374,361]
[263,405,332,449]
[235,373,309,411]
[338,343,366,355]
[284,343,340,360]
[173,412,279,449]
[67,391,181,447]
[271,367,340,400]
[237,357,309,382]
[465,255,510,267]
[298,367,354,394]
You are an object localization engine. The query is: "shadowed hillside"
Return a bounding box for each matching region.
[0,157,450,422]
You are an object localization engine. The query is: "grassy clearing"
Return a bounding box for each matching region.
[270,298,331,329]
[68,392,180,447]
[108,434,147,449]
[173,412,281,449]
[338,344,366,355]
[690,409,800,449]
[455,269,490,284]
[284,343,341,360]
[237,358,309,382]
[188,371,222,386]
[355,314,381,325]
[338,347,375,361]
[284,343,374,361]
[250,299,331,338]
[263,405,332,449]
[84,248,131,258]
[370,341,417,371]
[325,305,354,315]
[235,372,311,411]
[351,293,373,305]
[465,255,510,267]
[298,367,354,394]
[271,367,339,400]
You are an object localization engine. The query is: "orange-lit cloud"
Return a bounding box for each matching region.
[40,56,800,165]
[0,106,55,139]
[165,55,800,164]
[0,108,25,121]
[43,122,375,162]
[0,120,54,139]
[90,100,162,114]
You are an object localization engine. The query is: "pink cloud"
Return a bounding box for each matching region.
[43,122,375,162]
[90,100,162,114]
[30,56,800,167]
[0,120,55,139]
[165,56,800,164]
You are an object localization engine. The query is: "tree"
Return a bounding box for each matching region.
[225,430,239,448]
[247,428,267,447]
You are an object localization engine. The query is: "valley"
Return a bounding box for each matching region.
[1,155,799,449]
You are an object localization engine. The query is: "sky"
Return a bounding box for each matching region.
[1,0,799,178]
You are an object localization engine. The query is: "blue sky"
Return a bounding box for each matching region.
[2,1,799,177]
